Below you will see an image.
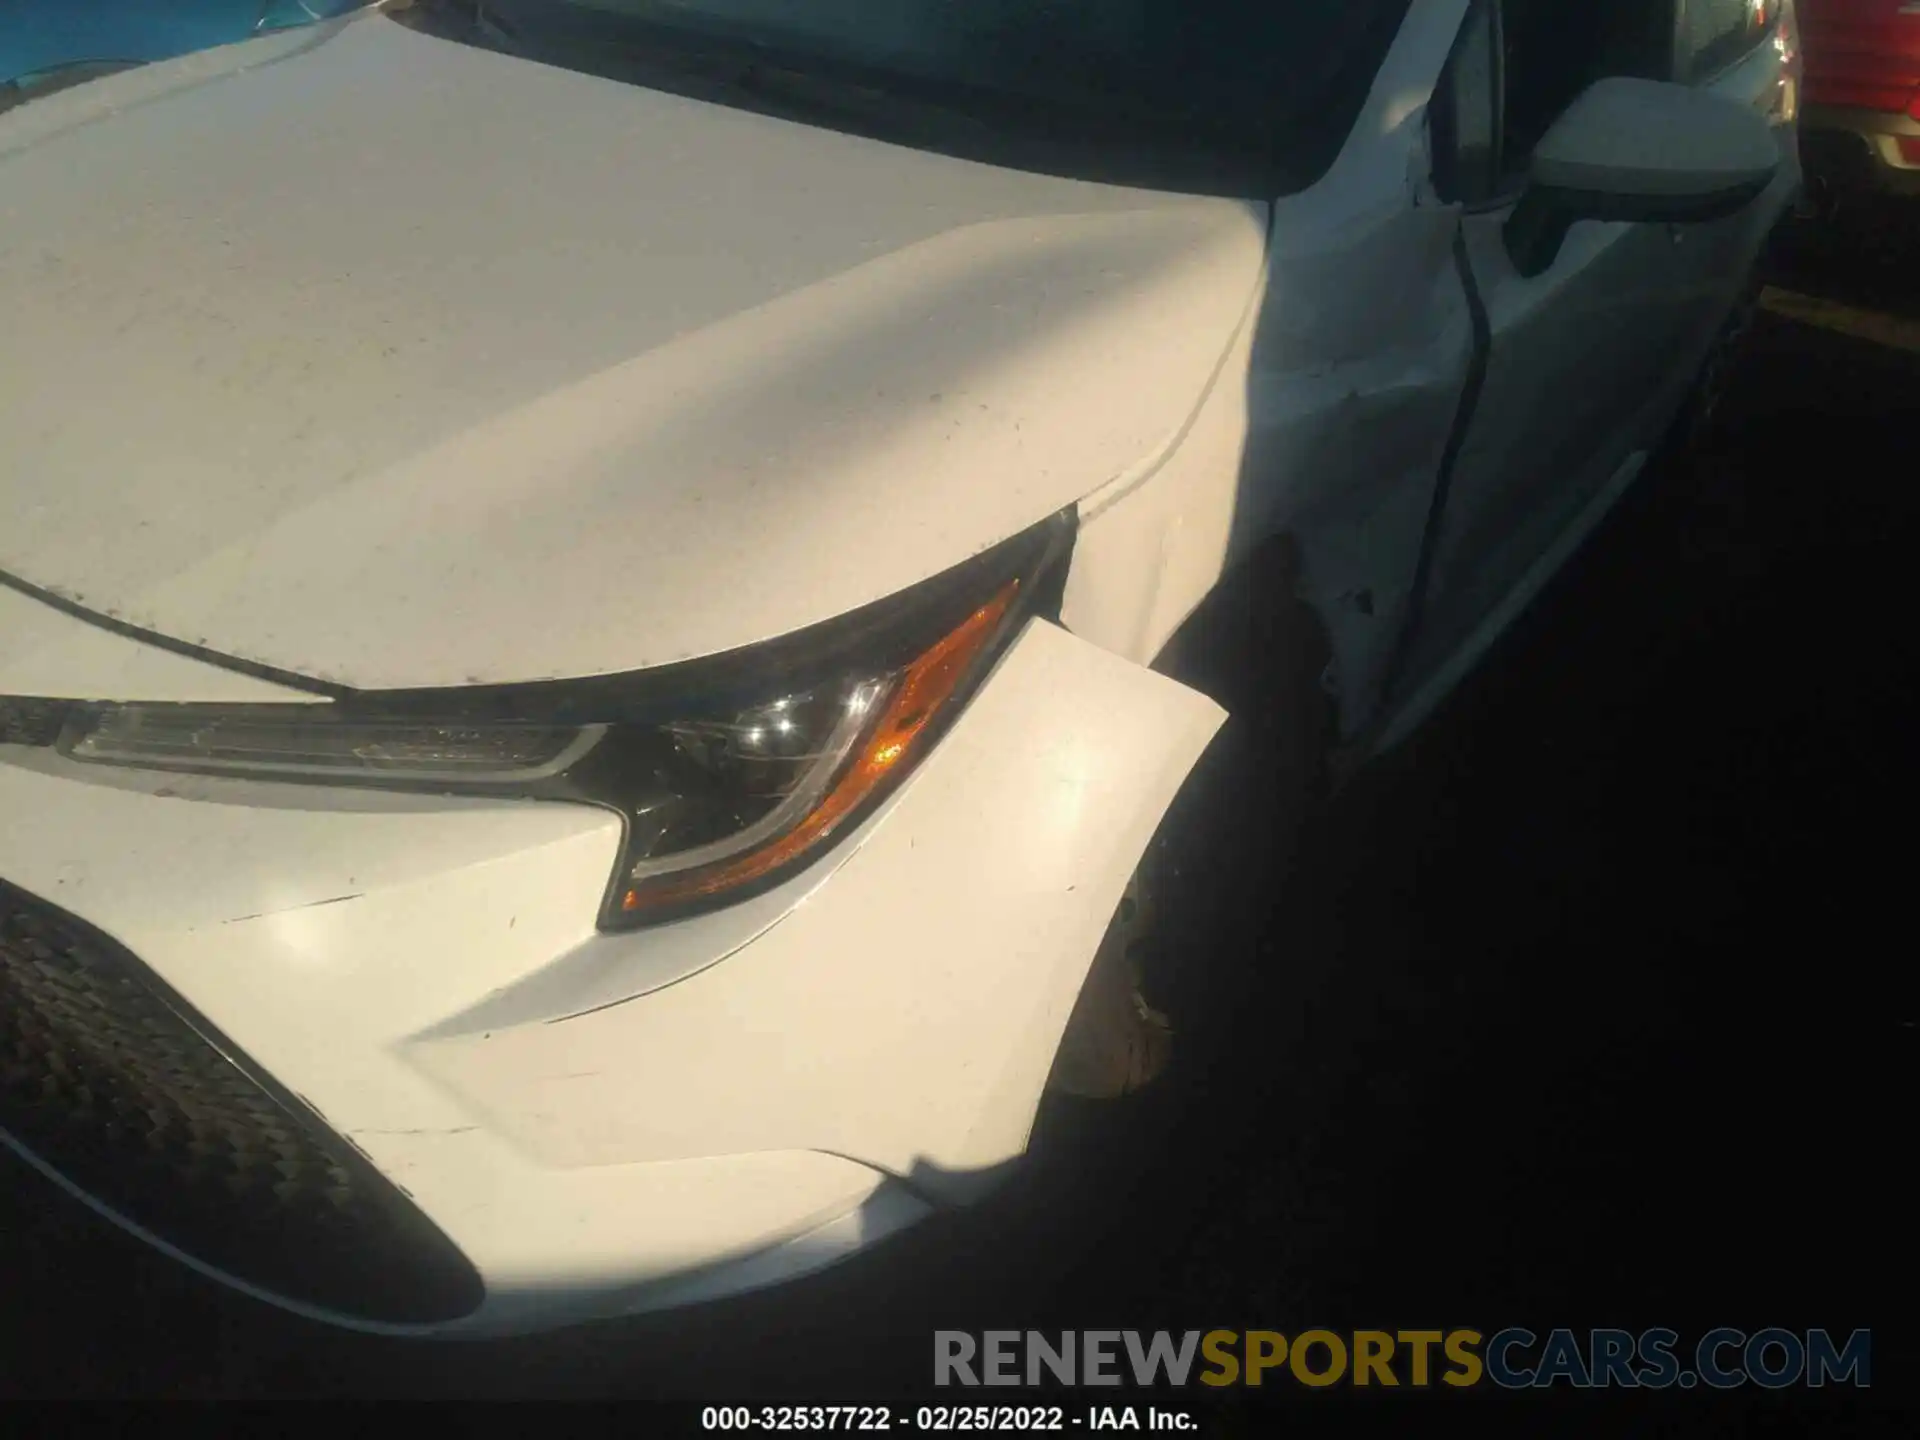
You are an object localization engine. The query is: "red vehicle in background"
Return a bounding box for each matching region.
[1797,0,1920,198]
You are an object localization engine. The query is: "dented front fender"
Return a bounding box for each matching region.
[404,619,1226,1201]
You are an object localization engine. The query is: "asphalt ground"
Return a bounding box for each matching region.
[1,204,1915,1422]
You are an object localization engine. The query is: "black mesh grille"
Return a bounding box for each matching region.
[0,881,483,1324]
[0,698,70,748]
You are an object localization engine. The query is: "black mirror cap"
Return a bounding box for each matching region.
[1502,170,1776,279]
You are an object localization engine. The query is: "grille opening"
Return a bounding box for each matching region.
[0,697,71,748]
[0,881,483,1325]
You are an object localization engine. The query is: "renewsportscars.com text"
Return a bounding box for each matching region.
[934,1328,1871,1390]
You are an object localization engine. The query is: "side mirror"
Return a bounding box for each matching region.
[1505,77,1782,278]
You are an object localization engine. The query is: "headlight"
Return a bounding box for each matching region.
[46,513,1071,928]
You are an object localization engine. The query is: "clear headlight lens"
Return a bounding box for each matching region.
[619,585,1010,914]
[49,517,1065,928]
[66,708,603,783]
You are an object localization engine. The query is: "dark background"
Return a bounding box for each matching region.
[1,210,1913,1422]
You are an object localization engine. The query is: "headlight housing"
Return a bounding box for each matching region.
[33,513,1072,929]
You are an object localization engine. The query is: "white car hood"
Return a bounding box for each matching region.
[0,12,1267,691]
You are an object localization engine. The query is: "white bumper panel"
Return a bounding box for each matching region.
[0,619,1223,1334]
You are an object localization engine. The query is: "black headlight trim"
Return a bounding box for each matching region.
[340,507,1076,726]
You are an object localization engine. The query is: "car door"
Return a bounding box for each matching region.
[1387,0,1794,714]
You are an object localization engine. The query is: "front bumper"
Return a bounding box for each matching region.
[1800,103,1920,197]
[0,617,1224,1336]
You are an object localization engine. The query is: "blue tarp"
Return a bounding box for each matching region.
[1,1,364,85]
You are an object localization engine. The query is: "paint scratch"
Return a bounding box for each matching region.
[219,891,365,925]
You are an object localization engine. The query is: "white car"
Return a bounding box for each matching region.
[0,0,1799,1336]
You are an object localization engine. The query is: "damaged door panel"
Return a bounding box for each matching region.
[1389,1,1800,716]
[1063,159,1476,737]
